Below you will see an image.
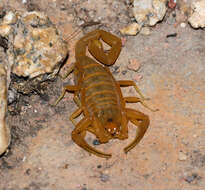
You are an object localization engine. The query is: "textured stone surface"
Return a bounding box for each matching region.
[132,0,167,26]
[188,0,205,28]
[0,10,68,78]
[0,49,10,155]
[120,23,141,35]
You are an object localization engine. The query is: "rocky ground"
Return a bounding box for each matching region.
[0,0,205,190]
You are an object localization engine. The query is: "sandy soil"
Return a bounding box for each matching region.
[0,0,205,190]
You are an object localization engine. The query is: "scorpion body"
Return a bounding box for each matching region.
[56,30,155,158]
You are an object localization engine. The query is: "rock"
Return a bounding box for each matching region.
[140,27,151,35]
[3,11,17,25]
[168,0,176,9]
[100,173,110,182]
[0,50,10,155]
[120,23,141,35]
[0,9,68,154]
[178,151,187,161]
[132,0,167,26]
[0,10,68,79]
[180,22,186,28]
[133,74,143,81]
[188,0,205,28]
[128,59,141,72]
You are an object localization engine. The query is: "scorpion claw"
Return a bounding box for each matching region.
[72,131,112,158]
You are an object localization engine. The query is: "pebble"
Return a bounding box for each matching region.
[100,173,110,182]
[120,23,141,36]
[180,22,186,28]
[168,0,177,9]
[7,89,18,105]
[93,139,100,145]
[140,27,151,36]
[184,173,201,183]
[133,74,143,81]
[133,0,167,26]
[121,70,127,75]
[128,59,141,72]
[121,37,127,47]
[188,0,205,28]
[178,151,187,161]
[193,134,197,138]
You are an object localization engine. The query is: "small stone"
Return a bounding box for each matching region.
[3,11,17,25]
[93,139,100,145]
[0,63,11,155]
[121,37,127,47]
[8,89,18,105]
[188,0,205,28]
[121,70,127,75]
[133,74,143,81]
[178,151,187,161]
[133,0,167,26]
[128,59,141,72]
[184,173,202,183]
[100,173,110,182]
[168,0,176,9]
[120,23,141,36]
[180,22,186,28]
[193,134,197,138]
[25,168,31,175]
[140,27,151,35]
[0,25,12,37]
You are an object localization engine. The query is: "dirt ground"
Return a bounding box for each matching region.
[0,0,205,190]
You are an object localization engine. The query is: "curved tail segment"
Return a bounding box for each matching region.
[75,30,122,66]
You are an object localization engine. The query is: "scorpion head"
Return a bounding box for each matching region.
[95,107,125,141]
[104,118,120,137]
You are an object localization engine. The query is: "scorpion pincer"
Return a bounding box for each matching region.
[55,30,157,158]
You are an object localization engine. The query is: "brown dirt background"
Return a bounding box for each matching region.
[0,0,205,190]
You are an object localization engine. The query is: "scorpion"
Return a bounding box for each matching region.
[55,30,157,158]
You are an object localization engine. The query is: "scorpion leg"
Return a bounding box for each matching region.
[88,30,122,66]
[61,62,75,79]
[118,80,147,99]
[73,95,81,107]
[72,117,112,158]
[118,113,129,140]
[118,80,158,111]
[124,97,158,112]
[54,85,79,105]
[69,107,83,125]
[124,108,150,153]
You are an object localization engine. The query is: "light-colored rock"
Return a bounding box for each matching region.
[0,10,68,78]
[188,0,205,28]
[180,22,186,28]
[120,23,141,35]
[140,27,151,35]
[128,59,141,72]
[0,58,10,155]
[0,9,68,155]
[132,0,167,26]
[0,25,12,37]
[178,151,187,161]
[3,11,17,25]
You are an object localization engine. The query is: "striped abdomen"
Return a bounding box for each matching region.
[77,56,122,124]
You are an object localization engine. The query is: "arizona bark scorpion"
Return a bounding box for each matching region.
[55,30,157,158]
